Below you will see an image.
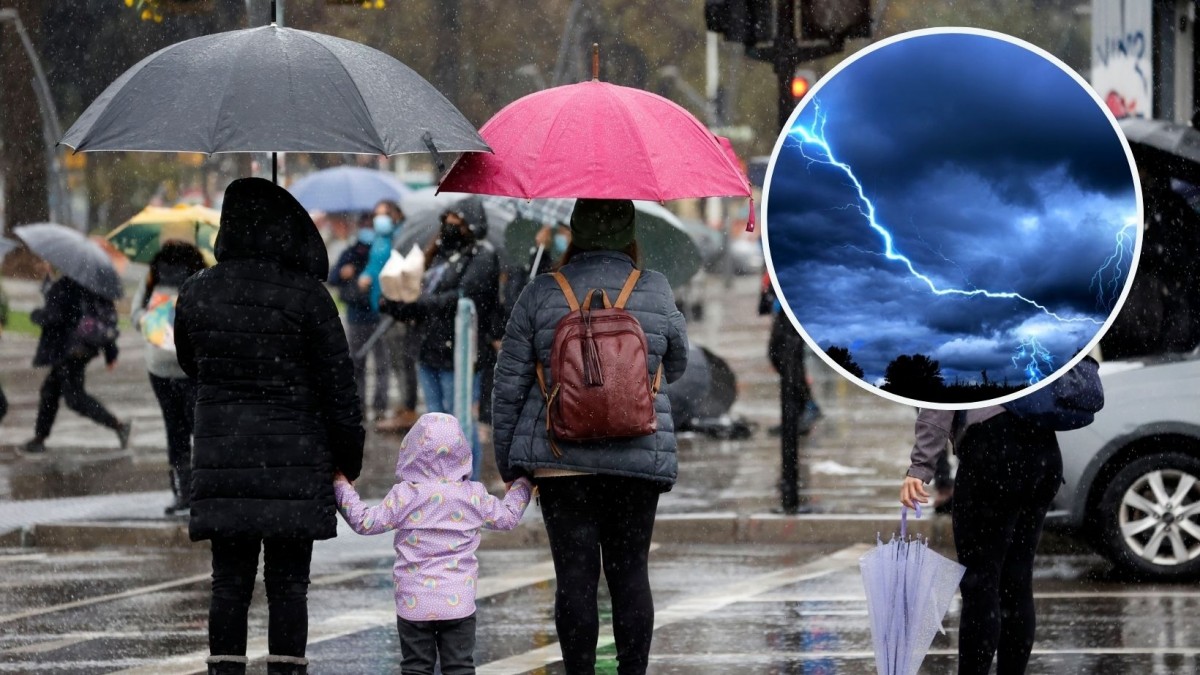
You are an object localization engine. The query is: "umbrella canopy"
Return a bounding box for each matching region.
[502,200,702,287]
[1120,117,1200,170]
[438,80,750,201]
[107,204,221,264]
[391,188,517,254]
[859,506,965,675]
[288,166,414,213]
[60,25,489,159]
[15,223,123,300]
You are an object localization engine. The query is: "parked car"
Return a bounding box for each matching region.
[1048,117,1200,580]
[1049,354,1200,580]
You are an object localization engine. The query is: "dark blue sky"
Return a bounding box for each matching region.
[766,32,1138,394]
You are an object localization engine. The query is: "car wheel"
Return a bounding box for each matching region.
[1097,452,1200,580]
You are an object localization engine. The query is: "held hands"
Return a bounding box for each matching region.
[900,476,929,510]
[334,471,353,486]
[106,360,118,372]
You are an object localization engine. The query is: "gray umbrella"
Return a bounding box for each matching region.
[1120,117,1200,176]
[60,25,489,162]
[392,188,516,254]
[14,224,123,300]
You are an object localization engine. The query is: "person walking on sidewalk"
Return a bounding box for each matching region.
[334,412,533,674]
[367,199,422,434]
[492,199,689,675]
[899,357,1100,675]
[175,178,365,675]
[22,267,129,454]
[131,241,207,515]
[760,271,819,513]
[329,216,391,422]
[380,203,500,480]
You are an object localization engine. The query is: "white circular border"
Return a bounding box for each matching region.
[761,26,1145,411]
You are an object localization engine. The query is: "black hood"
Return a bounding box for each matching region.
[214,177,328,280]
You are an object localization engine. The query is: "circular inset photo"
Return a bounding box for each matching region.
[763,28,1142,409]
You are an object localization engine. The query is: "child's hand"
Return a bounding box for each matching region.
[334,471,351,485]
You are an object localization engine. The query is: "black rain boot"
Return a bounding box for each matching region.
[266,655,308,675]
[206,655,247,675]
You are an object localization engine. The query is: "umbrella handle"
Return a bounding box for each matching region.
[900,503,922,539]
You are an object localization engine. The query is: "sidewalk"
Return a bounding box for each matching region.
[0,272,941,548]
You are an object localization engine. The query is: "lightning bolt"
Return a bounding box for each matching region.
[1011,336,1054,384]
[1091,217,1137,312]
[788,102,1130,385]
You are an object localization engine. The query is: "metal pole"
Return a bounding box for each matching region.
[454,296,478,477]
[774,0,801,132]
[0,9,68,228]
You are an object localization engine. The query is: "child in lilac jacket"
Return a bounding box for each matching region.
[334,412,533,673]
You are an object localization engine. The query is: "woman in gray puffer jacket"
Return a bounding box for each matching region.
[492,199,688,675]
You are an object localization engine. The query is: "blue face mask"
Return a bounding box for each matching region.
[373,214,395,236]
[553,233,570,254]
[357,228,376,245]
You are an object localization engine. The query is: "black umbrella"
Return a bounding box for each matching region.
[14,224,123,300]
[666,345,738,420]
[1120,117,1200,179]
[59,24,489,177]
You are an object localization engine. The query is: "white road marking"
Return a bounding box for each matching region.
[0,573,211,625]
[110,560,561,675]
[475,544,870,675]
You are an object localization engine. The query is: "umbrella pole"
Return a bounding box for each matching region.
[272,152,278,184]
[529,244,546,281]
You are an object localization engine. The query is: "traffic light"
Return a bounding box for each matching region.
[799,0,872,42]
[705,0,773,46]
[791,69,815,101]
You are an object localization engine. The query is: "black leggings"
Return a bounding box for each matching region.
[148,374,196,504]
[953,414,1062,675]
[209,537,313,662]
[34,357,120,439]
[537,475,660,675]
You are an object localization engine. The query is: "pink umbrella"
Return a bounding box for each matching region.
[439,48,754,228]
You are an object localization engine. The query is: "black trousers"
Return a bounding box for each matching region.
[537,475,660,675]
[768,313,811,508]
[34,356,120,439]
[209,538,313,663]
[149,374,196,505]
[395,615,476,675]
[953,414,1062,675]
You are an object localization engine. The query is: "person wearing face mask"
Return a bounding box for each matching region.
[379,200,500,480]
[330,213,391,421]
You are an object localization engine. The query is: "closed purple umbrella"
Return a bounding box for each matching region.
[859,505,965,675]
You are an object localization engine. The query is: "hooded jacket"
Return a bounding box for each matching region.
[333,413,532,621]
[175,177,365,542]
[491,250,689,489]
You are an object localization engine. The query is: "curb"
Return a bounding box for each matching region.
[18,511,1093,553]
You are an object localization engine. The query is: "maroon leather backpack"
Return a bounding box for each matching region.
[536,269,663,455]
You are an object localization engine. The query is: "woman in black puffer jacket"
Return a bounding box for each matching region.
[175,178,364,675]
[492,199,689,675]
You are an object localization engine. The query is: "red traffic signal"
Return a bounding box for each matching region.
[791,76,810,100]
[791,69,816,101]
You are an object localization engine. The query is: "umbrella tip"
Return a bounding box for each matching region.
[592,43,599,81]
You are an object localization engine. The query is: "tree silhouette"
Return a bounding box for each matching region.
[882,354,945,400]
[825,345,865,379]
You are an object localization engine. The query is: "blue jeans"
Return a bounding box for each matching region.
[417,365,481,480]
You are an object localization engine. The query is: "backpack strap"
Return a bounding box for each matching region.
[551,272,579,312]
[614,269,642,309]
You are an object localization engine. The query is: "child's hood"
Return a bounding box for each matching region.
[396,413,473,483]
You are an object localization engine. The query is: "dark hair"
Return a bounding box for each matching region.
[554,240,640,271]
[142,240,208,307]
[376,199,404,222]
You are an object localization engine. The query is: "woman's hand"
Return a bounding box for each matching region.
[334,471,351,485]
[900,476,930,509]
[356,275,372,292]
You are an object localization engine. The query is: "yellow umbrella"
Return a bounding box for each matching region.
[107,204,220,264]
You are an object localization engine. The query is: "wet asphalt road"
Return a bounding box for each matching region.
[4,531,1200,674]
